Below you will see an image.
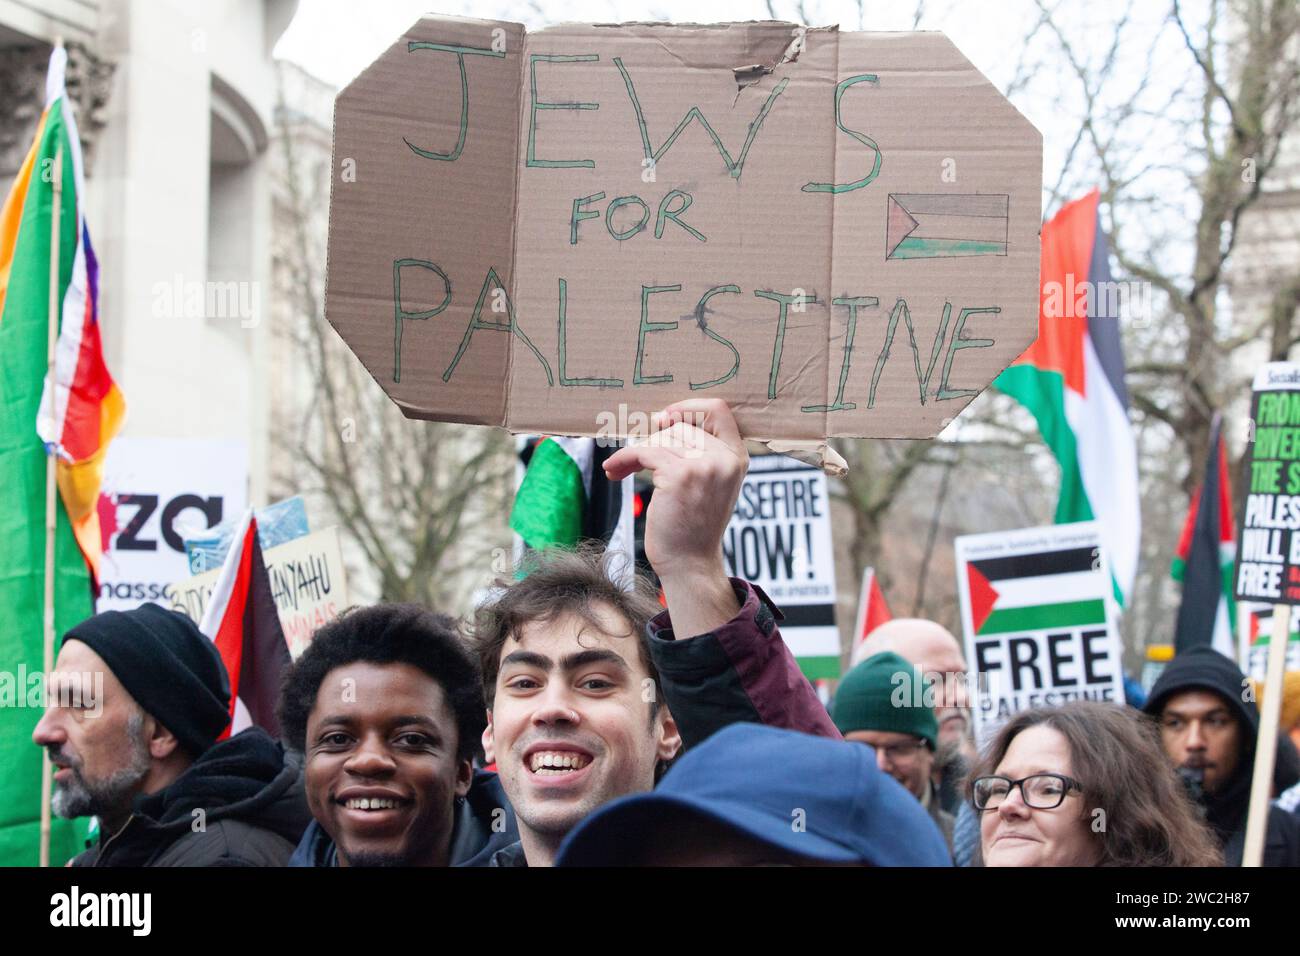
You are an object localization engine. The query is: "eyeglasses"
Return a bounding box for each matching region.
[853,738,928,762]
[972,773,1082,811]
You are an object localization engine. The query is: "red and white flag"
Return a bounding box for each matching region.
[199,511,291,738]
[852,567,893,647]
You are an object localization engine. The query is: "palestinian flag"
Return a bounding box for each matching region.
[1172,414,1235,657]
[510,437,634,588]
[994,189,1140,604]
[199,512,291,738]
[852,567,892,645]
[965,546,1108,636]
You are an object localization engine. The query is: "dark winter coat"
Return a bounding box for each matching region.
[1144,647,1300,867]
[71,728,310,867]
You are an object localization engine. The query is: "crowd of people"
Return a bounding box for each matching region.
[29,400,1300,867]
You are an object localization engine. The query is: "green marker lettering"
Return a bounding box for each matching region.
[654,190,706,242]
[605,196,650,240]
[444,267,553,385]
[868,299,952,408]
[756,289,819,400]
[403,42,505,163]
[634,284,682,385]
[938,307,998,400]
[690,284,741,390]
[527,54,599,168]
[802,74,882,194]
[392,258,451,383]
[570,192,605,244]
[804,296,878,412]
[614,57,788,180]
[557,278,623,387]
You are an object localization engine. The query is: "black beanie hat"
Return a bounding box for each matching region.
[63,603,232,758]
[1142,646,1258,737]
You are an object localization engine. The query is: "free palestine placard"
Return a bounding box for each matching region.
[955,521,1125,746]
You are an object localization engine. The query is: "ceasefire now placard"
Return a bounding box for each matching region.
[722,454,837,679]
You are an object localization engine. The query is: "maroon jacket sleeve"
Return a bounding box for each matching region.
[646,578,842,751]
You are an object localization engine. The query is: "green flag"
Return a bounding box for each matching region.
[0,64,93,866]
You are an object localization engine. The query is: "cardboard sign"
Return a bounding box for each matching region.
[96,439,248,612]
[170,527,349,658]
[1239,603,1300,680]
[954,522,1125,746]
[326,17,1042,448]
[1236,362,1300,603]
[722,454,837,679]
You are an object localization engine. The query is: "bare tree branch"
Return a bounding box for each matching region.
[1171,0,1241,137]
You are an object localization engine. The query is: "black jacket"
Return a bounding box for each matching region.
[71,728,310,867]
[1144,647,1300,867]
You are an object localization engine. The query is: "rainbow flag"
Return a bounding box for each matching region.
[0,46,118,865]
[13,47,125,583]
[994,189,1139,603]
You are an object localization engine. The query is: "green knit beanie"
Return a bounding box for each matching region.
[832,651,938,748]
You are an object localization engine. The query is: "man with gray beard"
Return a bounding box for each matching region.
[33,604,310,866]
[49,708,152,823]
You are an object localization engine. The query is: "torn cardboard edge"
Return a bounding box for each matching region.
[325,16,1042,464]
[757,439,849,477]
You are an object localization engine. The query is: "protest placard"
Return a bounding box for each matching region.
[97,438,248,612]
[1234,361,1300,865]
[1238,603,1300,680]
[1236,363,1300,603]
[954,521,1125,747]
[723,454,837,679]
[325,17,1042,455]
[171,527,349,658]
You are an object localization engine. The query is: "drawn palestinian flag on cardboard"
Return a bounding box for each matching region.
[965,545,1107,636]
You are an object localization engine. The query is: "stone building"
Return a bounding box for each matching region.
[0,0,298,507]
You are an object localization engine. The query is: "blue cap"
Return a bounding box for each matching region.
[556,723,952,866]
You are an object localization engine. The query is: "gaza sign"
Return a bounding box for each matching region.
[325,17,1042,445]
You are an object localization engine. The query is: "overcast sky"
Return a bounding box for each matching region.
[274,0,1192,216]
[275,1,1048,89]
[276,0,1215,304]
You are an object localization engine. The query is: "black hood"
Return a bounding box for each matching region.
[1142,647,1257,839]
[132,727,309,846]
[1143,646,1258,734]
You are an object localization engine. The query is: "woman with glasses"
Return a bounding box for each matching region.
[969,701,1221,866]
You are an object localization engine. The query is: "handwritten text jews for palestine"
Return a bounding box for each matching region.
[387,50,1000,414]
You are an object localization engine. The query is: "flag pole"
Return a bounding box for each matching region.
[1242,603,1288,866]
[39,77,65,869]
